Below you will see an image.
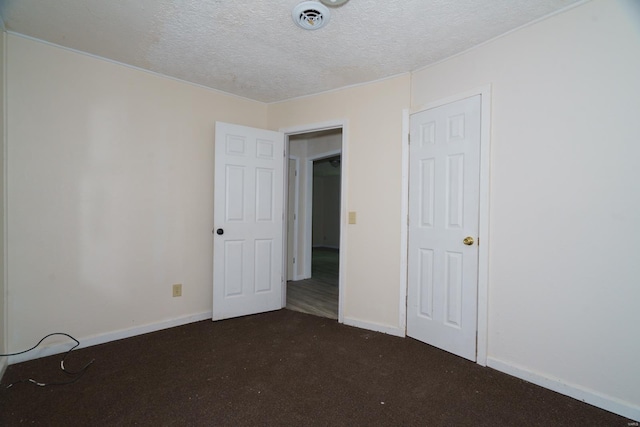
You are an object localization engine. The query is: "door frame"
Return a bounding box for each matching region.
[401,85,491,365]
[280,120,348,324]
[287,155,301,281]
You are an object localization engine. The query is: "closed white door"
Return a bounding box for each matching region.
[213,122,285,320]
[407,95,481,361]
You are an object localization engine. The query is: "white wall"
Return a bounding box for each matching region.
[6,34,268,355]
[270,75,411,332]
[412,0,640,418]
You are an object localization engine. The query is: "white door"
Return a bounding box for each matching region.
[407,95,481,361]
[213,122,285,320]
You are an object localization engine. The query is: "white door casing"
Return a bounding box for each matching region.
[407,95,481,361]
[281,120,347,324]
[213,122,285,320]
[287,157,299,281]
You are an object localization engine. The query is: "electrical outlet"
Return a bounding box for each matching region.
[172,284,182,297]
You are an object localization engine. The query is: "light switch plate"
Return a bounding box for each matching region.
[348,211,356,224]
[172,284,182,297]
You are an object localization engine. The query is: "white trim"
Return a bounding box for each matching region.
[287,155,301,282]
[398,109,410,337]
[337,125,347,325]
[280,120,344,136]
[476,85,492,366]
[412,1,590,76]
[412,85,490,116]
[6,0,587,107]
[487,357,640,422]
[407,85,491,366]
[343,317,405,338]
[9,30,408,105]
[268,72,411,105]
[8,311,212,364]
[280,120,348,324]
[6,32,266,105]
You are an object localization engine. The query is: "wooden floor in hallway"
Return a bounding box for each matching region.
[286,247,338,320]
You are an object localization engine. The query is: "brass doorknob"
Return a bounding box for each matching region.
[463,236,474,246]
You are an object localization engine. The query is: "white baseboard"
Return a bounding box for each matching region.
[343,316,405,338]
[487,356,640,422]
[8,311,212,365]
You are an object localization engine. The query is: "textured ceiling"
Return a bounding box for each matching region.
[0,0,584,103]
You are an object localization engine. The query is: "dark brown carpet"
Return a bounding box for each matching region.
[0,309,630,426]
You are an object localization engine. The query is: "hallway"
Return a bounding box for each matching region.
[286,248,338,319]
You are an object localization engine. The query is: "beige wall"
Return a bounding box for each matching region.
[269,75,411,330]
[3,0,639,418]
[6,34,267,353]
[412,0,640,414]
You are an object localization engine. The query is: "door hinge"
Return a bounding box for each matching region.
[408,133,411,144]
[293,257,296,264]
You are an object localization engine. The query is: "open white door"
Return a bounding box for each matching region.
[213,122,285,320]
[407,95,481,361]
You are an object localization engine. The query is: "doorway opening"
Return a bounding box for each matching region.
[285,128,342,320]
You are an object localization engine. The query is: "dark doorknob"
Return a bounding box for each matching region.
[216,228,224,235]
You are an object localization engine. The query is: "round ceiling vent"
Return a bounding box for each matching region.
[292,1,331,30]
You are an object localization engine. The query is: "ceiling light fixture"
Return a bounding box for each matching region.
[319,0,350,6]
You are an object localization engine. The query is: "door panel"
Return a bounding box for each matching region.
[213,122,285,320]
[407,95,481,361]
